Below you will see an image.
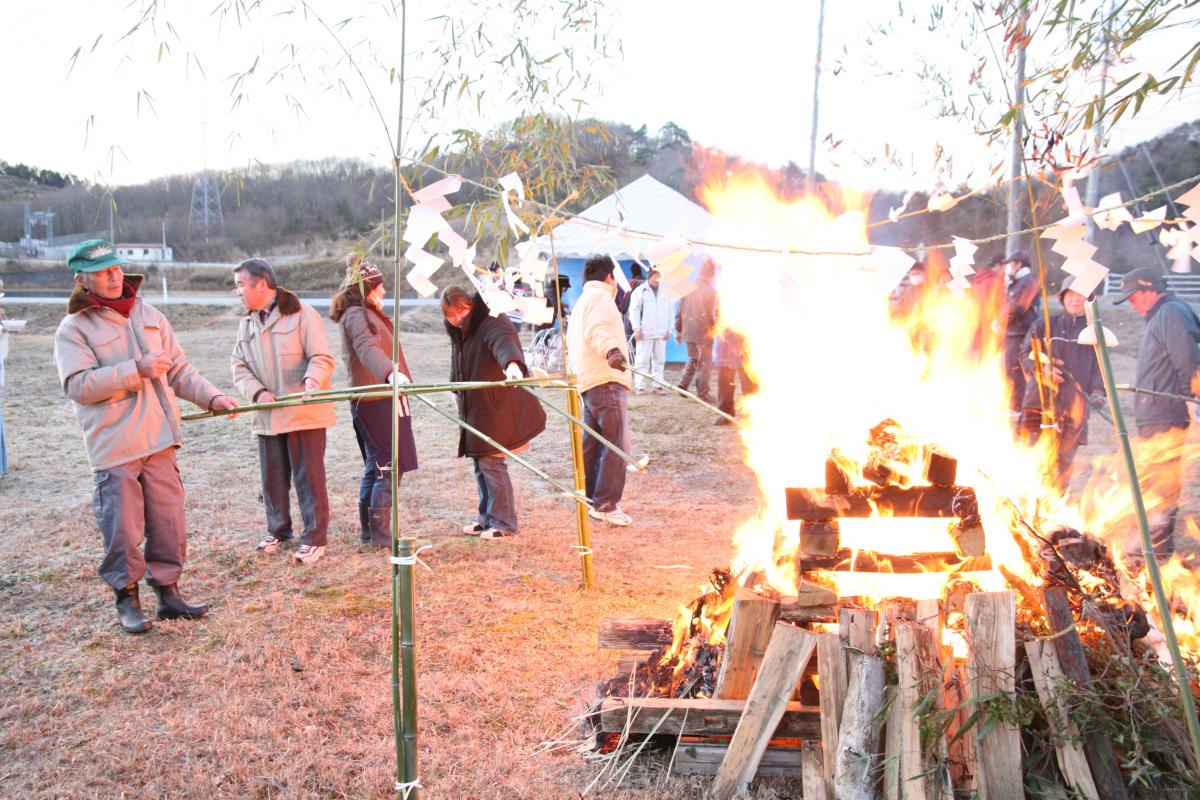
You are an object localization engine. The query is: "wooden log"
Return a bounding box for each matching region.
[796,578,838,606]
[615,651,650,677]
[785,484,979,521]
[800,550,992,574]
[817,632,849,797]
[801,520,841,556]
[895,622,954,800]
[826,455,854,494]
[950,523,986,558]
[715,589,781,700]
[834,651,888,800]
[598,617,673,651]
[840,608,880,656]
[673,740,805,777]
[1026,638,1100,800]
[883,684,902,800]
[943,659,976,794]
[710,624,818,800]
[778,600,837,624]
[1042,586,1130,800]
[803,740,829,800]
[915,599,942,655]
[964,592,1022,800]
[598,696,820,738]
[924,449,957,486]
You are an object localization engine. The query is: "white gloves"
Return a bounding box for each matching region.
[388,370,411,386]
[504,363,524,382]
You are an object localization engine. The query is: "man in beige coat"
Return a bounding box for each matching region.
[231,258,336,564]
[54,239,238,633]
[567,256,633,526]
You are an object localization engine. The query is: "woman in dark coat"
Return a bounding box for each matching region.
[440,286,546,538]
[330,256,419,548]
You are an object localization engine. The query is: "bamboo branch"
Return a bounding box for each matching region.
[1115,384,1200,405]
[522,386,648,472]
[623,362,739,425]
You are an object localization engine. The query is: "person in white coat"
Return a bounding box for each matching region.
[627,269,673,393]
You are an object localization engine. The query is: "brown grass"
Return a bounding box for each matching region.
[0,300,1197,798]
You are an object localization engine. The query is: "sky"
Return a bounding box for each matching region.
[2,0,1197,192]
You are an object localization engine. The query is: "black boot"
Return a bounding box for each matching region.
[153,584,209,620]
[358,501,371,543]
[369,506,392,549]
[114,583,152,634]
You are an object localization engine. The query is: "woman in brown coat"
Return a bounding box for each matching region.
[330,256,419,547]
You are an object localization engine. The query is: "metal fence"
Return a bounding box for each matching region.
[1103,273,1200,299]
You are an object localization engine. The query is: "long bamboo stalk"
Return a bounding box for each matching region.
[275,374,563,402]
[410,392,591,509]
[624,362,739,425]
[522,386,647,471]
[566,387,595,589]
[1115,384,1200,405]
[396,536,419,798]
[1088,299,1200,770]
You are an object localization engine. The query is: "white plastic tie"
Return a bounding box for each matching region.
[396,779,422,798]
[389,545,434,572]
[571,545,593,558]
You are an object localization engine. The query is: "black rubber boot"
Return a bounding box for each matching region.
[369,507,392,549]
[153,584,209,620]
[1151,510,1178,564]
[358,501,371,543]
[114,583,152,634]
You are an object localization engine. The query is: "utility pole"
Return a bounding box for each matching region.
[1005,43,1026,257]
[807,0,826,189]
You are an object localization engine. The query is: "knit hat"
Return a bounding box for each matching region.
[345,253,384,291]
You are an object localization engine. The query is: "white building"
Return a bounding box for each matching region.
[116,243,174,263]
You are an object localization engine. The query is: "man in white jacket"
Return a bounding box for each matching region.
[627,269,672,393]
[567,256,633,526]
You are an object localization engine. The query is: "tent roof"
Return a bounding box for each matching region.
[532,174,713,260]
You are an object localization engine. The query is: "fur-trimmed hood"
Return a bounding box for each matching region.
[241,286,302,317]
[66,274,145,315]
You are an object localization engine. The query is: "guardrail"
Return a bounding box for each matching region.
[1103,273,1200,299]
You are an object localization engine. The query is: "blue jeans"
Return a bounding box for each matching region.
[473,456,517,533]
[582,382,630,512]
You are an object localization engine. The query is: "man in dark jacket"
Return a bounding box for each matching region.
[1116,267,1200,561]
[675,259,719,401]
[1018,276,1105,488]
[1003,251,1042,415]
[441,286,547,539]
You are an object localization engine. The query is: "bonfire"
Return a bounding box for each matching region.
[586,170,1200,800]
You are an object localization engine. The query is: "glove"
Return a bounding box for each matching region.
[504,362,523,382]
[606,348,626,371]
[388,370,411,385]
[1088,392,1107,411]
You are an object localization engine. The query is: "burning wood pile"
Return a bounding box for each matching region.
[587,422,1196,799]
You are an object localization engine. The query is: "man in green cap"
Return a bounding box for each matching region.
[53,239,239,633]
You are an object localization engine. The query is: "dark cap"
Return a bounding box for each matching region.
[1113,267,1167,304]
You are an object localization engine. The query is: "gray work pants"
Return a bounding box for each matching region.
[92,447,187,589]
[257,429,329,546]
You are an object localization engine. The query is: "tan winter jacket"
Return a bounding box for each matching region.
[567,280,632,393]
[53,275,224,471]
[231,288,336,435]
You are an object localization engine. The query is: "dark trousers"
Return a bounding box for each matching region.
[582,382,630,512]
[353,403,393,512]
[1004,337,1027,413]
[717,365,757,417]
[92,448,186,589]
[679,340,713,401]
[257,429,329,547]
[1137,422,1188,559]
[473,456,518,533]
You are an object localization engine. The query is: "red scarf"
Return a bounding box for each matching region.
[90,282,138,317]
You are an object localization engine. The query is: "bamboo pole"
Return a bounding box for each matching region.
[1088,298,1200,769]
[1115,384,1200,405]
[410,392,591,509]
[624,362,739,425]
[395,536,419,798]
[522,386,647,472]
[275,375,562,402]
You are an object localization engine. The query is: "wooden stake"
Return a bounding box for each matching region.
[817,632,849,797]
[1041,586,1129,800]
[834,651,888,800]
[710,623,818,800]
[895,621,954,800]
[964,592,1021,800]
[715,589,782,700]
[1026,638,1100,800]
[839,608,879,656]
[884,684,902,800]
[803,740,830,800]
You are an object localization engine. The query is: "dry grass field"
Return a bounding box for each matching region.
[0,297,1197,799]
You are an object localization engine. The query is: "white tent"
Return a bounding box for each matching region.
[532,174,713,260]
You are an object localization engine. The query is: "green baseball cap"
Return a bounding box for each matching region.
[68,239,129,273]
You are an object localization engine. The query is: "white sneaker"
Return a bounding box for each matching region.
[588,507,632,527]
[255,534,287,554]
[462,522,487,535]
[292,544,325,565]
[479,528,516,540]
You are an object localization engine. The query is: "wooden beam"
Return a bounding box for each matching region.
[883,684,902,800]
[710,624,818,800]
[839,608,879,656]
[1026,638,1100,800]
[964,592,1022,800]
[1041,586,1129,800]
[801,520,841,556]
[802,741,829,800]
[598,697,820,739]
[817,632,848,798]
[785,484,979,521]
[800,550,991,573]
[834,651,888,800]
[796,578,839,606]
[951,522,986,558]
[895,621,954,800]
[778,600,837,624]
[598,617,673,651]
[672,741,805,777]
[715,589,781,700]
